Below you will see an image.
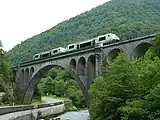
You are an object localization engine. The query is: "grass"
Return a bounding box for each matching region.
[31,99,45,105]
[42,95,70,101]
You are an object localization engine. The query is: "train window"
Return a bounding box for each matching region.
[108,35,110,37]
[80,41,92,48]
[53,50,58,53]
[99,36,106,41]
[41,53,50,58]
[35,55,39,58]
[69,45,74,49]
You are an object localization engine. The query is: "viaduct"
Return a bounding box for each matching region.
[12,34,155,104]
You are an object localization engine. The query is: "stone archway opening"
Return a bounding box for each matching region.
[78,57,86,76]
[21,69,24,78]
[24,68,29,84]
[70,59,76,71]
[23,64,86,108]
[20,69,24,87]
[23,65,64,104]
[77,57,88,103]
[133,43,151,59]
[30,67,34,78]
[107,48,124,63]
[87,55,96,89]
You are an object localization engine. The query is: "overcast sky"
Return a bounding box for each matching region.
[0,0,110,51]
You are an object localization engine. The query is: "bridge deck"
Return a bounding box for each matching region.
[14,34,155,68]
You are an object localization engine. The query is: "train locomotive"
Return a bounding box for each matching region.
[33,33,120,60]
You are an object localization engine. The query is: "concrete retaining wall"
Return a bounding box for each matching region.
[0,101,66,120]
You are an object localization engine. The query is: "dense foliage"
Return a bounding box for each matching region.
[89,34,160,120]
[37,67,86,109]
[9,0,160,65]
[0,48,16,105]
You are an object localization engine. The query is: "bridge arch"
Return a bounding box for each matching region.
[24,68,29,84]
[78,57,86,76]
[87,55,96,89]
[132,42,152,59]
[22,63,84,104]
[107,48,126,63]
[20,69,24,85]
[23,65,64,103]
[30,67,34,78]
[70,59,76,71]
[77,57,88,101]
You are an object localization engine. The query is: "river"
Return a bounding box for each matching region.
[54,110,90,120]
[42,96,90,120]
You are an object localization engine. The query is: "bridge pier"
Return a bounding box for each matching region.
[23,85,36,104]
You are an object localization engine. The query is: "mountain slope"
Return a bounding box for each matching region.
[9,0,160,65]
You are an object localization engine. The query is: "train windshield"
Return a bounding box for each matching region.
[53,50,58,53]
[69,45,74,49]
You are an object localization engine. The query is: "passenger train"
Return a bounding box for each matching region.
[33,33,120,60]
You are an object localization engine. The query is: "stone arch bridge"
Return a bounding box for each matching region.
[13,34,155,104]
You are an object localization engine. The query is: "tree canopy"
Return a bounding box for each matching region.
[89,34,160,120]
[37,67,86,109]
[0,48,16,105]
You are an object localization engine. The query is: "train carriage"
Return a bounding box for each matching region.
[32,33,120,60]
[95,33,120,45]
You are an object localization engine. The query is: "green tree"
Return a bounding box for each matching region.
[117,35,160,120]
[54,79,67,97]
[145,84,160,118]
[118,100,151,120]
[66,79,86,108]
[119,83,160,120]
[88,34,160,120]
[89,53,138,120]
[38,67,87,108]
[0,48,16,105]
[146,34,160,59]
[39,76,56,95]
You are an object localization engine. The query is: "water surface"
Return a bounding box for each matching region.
[55,110,89,120]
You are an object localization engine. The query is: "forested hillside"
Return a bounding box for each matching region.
[9,0,160,65]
